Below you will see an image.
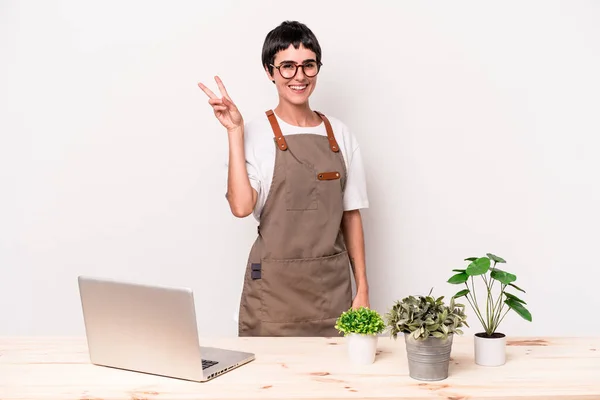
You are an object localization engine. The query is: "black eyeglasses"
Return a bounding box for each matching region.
[270,61,322,79]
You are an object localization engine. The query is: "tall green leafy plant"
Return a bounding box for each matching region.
[447,253,532,336]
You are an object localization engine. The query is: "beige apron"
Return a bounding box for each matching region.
[238,110,353,336]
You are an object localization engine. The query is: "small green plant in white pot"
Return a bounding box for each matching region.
[447,253,532,366]
[335,307,385,365]
[385,290,468,381]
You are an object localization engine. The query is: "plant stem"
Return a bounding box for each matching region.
[492,303,504,332]
[465,280,486,330]
[489,288,500,332]
[489,261,497,292]
[487,261,500,332]
[491,284,507,331]
[470,277,480,315]
[481,272,494,334]
[466,293,487,332]
[496,307,511,329]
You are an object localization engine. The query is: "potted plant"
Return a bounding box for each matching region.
[335,306,386,365]
[385,290,467,381]
[447,253,532,366]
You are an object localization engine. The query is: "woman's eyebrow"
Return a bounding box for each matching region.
[279,59,317,64]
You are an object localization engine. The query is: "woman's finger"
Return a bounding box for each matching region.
[215,76,232,100]
[208,98,223,106]
[222,95,237,110]
[198,82,218,99]
[213,105,227,112]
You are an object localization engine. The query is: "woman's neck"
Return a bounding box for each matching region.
[274,101,321,127]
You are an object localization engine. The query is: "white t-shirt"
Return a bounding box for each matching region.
[226,112,369,221]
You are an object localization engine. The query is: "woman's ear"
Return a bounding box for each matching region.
[265,66,275,83]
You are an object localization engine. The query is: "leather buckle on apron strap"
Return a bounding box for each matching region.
[266,109,340,153]
[314,111,340,153]
[317,171,341,181]
[251,263,261,280]
[265,110,288,151]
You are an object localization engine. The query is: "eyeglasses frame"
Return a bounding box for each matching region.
[269,61,323,79]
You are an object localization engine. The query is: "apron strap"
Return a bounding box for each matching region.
[265,110,288,151]
[265,109,339,153]
[314,111,339,153]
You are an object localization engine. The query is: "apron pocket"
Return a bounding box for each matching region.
[285,162,318,211]
[258,251,351,324]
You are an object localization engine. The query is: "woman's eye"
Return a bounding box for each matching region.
[281,63,296,70]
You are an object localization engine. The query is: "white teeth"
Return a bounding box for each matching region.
[290,85,307,90]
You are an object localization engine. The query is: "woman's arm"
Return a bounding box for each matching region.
[341,209,370,308]
[198,77,256,218]
[226,127,257,217]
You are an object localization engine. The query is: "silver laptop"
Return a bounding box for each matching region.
[77,276,255,382]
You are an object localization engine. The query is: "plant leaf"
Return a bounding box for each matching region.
[453,289,470,298]
[487,253,506,263]
[447,272,469,284]
[505,299,532,322]
[385,292,467,340]
[452,269,466,273]
[504,292,526,304]
[509,283,526,293]
[334,306,386,335]
[466,257,491,276]
[491,269,517,284]
[464,257,478,262]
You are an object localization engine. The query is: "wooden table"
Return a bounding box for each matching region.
[1,336,599,399]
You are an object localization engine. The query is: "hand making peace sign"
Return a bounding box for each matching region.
[198,76,244,132]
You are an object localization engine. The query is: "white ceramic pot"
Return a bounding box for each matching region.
[474,332,506,366]
[346,333,378,364]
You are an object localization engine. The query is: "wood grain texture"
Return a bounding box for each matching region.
[1,336,599,399]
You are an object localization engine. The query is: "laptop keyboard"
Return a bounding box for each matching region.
[202,359,219,370]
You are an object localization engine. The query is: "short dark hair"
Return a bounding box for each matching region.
[262,21,322,76]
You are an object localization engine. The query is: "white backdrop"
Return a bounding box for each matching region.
[1,0,599,337]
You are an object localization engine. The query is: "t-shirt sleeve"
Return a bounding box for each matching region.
[343,130,370,211]
[246,160,261,196]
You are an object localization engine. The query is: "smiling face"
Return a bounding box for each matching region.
[266,44,319,107]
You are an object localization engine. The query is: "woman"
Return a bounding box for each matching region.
[198,21,370,336]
